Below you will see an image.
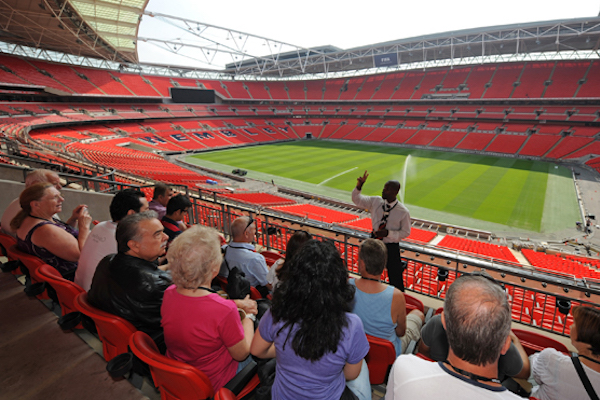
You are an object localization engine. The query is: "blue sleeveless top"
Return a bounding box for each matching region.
[349,278,402,356]
[18,218,79,279]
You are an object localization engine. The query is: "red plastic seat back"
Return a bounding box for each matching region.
[129,331,214,400]
[260,250,283,267]
[74,292,137,361]
[0,231,17,258]
[9,244,49,298]
[364,334,397,385]
[36,264,84,316]
[512,328,569,356]
[404,293,425,313]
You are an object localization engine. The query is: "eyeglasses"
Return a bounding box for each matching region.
[244,216,255,232]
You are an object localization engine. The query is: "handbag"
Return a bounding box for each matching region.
[223,246,252,299]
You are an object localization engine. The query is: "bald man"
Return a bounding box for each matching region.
[352,170,411,291]
[219,216,271,294]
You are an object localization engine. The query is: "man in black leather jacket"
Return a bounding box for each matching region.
[88,211,171,342]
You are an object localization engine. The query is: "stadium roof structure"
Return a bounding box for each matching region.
[219,17,600,78]
[0,0,146,64]
[1,4,600,80]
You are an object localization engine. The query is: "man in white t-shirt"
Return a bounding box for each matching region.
[74,189,148,291]
[386,275,522,399]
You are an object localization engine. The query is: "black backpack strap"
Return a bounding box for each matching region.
[223,246,231,272]
[572,353,600,400]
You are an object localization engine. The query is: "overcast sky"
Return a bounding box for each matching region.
[138,0,600,68]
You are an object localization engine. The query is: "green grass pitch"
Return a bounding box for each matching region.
[187,140,580,233]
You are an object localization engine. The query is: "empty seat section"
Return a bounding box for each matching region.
[304,80,324,100]
[519,134,561,157]
[222,81,251,99]
[355,75,384,100]
[344,126,375,140]
[545,137,594,159]
[72,67,131,95]
[271,204,357,224]
[265,81,290,100]
[339,77,366,100]
[328,123,355,139]
[512,62,554,98]
[485,134,527,154]
[413,70,447,99]
[243,81,270,99]
[576,61,600,98]
[384,128,419,144]
[571,127,600,137]
[373,72,404,99]
[437,236,518,263]
[440,66,471,92]
[429,131,468,148]
[323,79,345,100]
[456,132,495,151]
[363,126,396,142]
[143,76,174,96]
[405,127,442,146]
[463,65,496,99]
[484,63,524,98]
[220,192,296,206]
[29,60,103,94]
[391,71,422,99]
[0,55,72,92]
[117,73,160,96]
[545,61,589,98]
[566,141,600,159]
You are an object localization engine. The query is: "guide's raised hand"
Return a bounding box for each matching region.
[356,170,369,190]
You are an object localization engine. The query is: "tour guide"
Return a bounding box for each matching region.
[352,170,411,291]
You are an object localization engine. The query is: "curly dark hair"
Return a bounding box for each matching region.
[275,230,312,281]
[271,239,355,361]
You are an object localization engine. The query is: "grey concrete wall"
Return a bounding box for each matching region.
[0,179,113,225]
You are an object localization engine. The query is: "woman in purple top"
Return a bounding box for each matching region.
[251,240,370,400]
[11,182,91,280]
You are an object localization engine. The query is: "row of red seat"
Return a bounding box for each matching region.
[2,53,600,100]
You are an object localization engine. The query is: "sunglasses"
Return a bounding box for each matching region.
[244,216,255,232]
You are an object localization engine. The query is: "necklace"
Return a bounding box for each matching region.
[197,286,218,294]
[29,214,51,221]
[360,276,381,283]
[444,360,501,384]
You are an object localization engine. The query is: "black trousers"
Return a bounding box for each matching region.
[385,242,405,292]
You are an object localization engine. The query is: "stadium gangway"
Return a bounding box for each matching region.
[185,193,600,338]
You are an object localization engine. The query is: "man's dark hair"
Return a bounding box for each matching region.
[166,194,192,216]
[152,182,170,199]
[116,210,158,253]
[444,275,511,366]
[359,238,388,275]
[109,189,146,222]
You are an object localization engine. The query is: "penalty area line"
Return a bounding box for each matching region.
[318,167,358,186]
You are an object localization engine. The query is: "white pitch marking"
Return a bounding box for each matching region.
[318,167,358,186]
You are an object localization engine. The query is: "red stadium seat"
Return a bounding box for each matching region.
[35,264,85,329]
[364,334,397,385]
[129,331,259,400]
[512,328,569,356]
[74,292,137,361]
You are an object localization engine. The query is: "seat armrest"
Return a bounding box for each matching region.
[223,359,258,395]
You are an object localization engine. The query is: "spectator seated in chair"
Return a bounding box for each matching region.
[350,238,425,356]
[266,230,312,289]
[161,194,191,246]
[75,189,149,291]
[219,216,271,297]
[529,306,600,400]
[148,182,173,220]
[12,182,92,281]
[251,240,371,400]
[161,225,256,391]
[386,275,524,399]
